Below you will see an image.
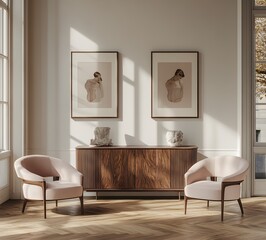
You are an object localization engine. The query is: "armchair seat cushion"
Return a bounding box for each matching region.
[184,180,240,201]
[23,181,83,200]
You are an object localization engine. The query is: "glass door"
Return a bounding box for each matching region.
[253,2,266,194]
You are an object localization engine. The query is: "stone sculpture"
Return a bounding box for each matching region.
[166,130,183,147]
[90,127,112,146]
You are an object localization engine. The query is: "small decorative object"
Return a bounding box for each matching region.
[166,130,183,147]
[90,127,113,146]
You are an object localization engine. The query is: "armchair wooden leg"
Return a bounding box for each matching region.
[55,200,58,207]
[184,196,188,214]
[42,181,47,219]
[221,183,226,221]
[43,199,47,219]
[79,196,84,215]
[207,200,209,208]
[237,198,244,215]
[220,181,243,221]
[221,199,225,221]
[22,199,28,213]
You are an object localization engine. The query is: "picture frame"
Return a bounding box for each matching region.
[151,51,199,118]
[71,51,118,118]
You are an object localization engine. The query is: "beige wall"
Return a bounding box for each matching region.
[26,0,240,162]
[11,0,25,199]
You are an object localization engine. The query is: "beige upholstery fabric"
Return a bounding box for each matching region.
[184,155,249,221]
[22,182,83,200]
[185,180,241,201]
[15,155,83,184]
[14,155,83,200]
[184,156,249,201]
[14,155,83,204]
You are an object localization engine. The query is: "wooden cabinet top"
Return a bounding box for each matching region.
[76,145,198,150]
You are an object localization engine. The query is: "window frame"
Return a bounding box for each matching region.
[0,0,9,153]
[251,0,266,196]
[252,9,266,146]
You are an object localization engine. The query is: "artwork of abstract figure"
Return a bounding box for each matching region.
[71,51,118,118]
[151,51,198,118]
[85,71,104,102]
[165,69,185,102]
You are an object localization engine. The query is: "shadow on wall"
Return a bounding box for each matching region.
[29,0,239,156]
[125,133,207,163]
[125,134,147,146]
[197,152,207,161]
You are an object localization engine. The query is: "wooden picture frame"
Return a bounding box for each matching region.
[71,51,118,118]
[151,51,199,118]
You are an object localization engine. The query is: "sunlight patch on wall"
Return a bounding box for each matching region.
[70,122,98,149]
[203,113,237,151]
[69,27,100,149]
[70,28,98,50]
[123,57,135,82]
[123,57,135,137]
[137,67,158,145]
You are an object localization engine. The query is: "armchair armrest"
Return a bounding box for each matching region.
[57,165,83,185]
[22,179,46,188]
[185,166,212,186]
[67,171,83,185]
[221,168,249,182]
[221,175,246,182]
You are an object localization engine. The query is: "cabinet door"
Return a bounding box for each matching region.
[76,149,97,189]
[98,149,135,189]
[170,149,197,189]
[135,149,170,189]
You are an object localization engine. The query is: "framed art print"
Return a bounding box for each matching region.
[151,51,199,118]
[71,51,118,118]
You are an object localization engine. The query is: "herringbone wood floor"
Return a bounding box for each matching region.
[0,197,266,239]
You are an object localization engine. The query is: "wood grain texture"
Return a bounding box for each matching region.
[98,149,135,189]
[135,150,170,189]
[1,197,265,239]
[76,149,96,189]
[76,146,197,191]
[170,148,197,189]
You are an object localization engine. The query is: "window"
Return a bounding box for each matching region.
[252,0,266,195]
[0,0,9,152]
[255,17,266,143]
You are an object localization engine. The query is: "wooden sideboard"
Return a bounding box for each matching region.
[76,145,197,192]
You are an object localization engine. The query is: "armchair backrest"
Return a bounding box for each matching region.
[16,155,59,178]
[185,155,249,185]
[15,155,82,183]
[212,156,249,179]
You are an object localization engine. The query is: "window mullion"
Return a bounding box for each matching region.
[0,0,8,151]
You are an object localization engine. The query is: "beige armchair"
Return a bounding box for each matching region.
[14,155,84,218]
[184,155,249,221]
